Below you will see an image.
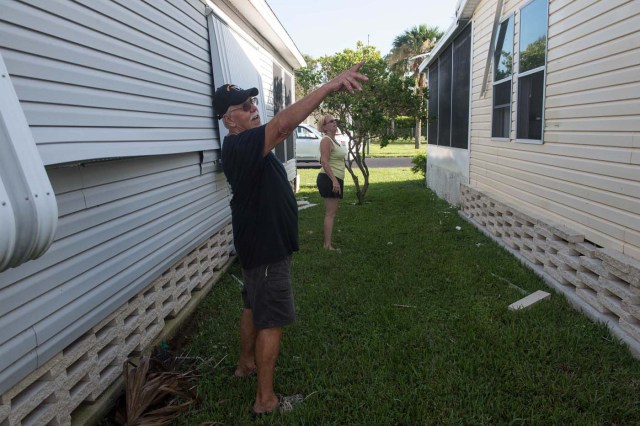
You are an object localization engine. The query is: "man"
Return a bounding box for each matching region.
[214,62,367,416]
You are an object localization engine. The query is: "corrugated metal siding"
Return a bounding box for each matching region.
[469,0,640,260]
[0,152,230,392]
[0,0,218,165]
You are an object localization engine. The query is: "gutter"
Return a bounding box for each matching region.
[0,53,57,272]
[216,0,306,69]
[419,0,482,72]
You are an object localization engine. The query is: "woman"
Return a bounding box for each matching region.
[316,114,347,251]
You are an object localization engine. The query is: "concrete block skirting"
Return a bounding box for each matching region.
[460,184,640,359]
[0,224,236,426]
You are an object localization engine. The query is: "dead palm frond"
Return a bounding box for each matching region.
[115,354,199,426]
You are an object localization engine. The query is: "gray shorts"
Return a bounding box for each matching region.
[241,256,295,329]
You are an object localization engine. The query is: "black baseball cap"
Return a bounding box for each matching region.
[214,84,259,119]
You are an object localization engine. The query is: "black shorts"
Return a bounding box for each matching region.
[241,257,295,329]
[317,173,344,199]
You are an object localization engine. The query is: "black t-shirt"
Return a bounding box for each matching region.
[221,125,298,269]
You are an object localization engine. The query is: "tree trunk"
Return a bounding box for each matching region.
[414,118,421,149]
[344,137,370,205]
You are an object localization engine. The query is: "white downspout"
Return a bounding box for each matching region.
[0,53,57,272]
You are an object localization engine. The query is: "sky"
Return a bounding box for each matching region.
[266,0,459,59]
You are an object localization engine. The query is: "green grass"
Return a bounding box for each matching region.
[367,138,426,158]
[172,168,640,425]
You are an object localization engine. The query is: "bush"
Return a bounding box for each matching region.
[411,153,426,177]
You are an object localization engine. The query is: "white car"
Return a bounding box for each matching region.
[295,123,352,163]
[295,123,322,162]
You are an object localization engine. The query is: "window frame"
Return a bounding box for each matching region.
[514,0,549,145]
[489,0,549,145]
[491,13,514,141]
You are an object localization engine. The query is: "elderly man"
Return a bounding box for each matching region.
[214,62,367,416]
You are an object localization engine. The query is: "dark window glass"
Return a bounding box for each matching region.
[428,63,438,145]
[438,45,452,146]
[519,0,547,73]
[516,70,544,140]
[492,81,511,138]
[517,0,547,140]
[494,16,514,81]
[451,24,471,149]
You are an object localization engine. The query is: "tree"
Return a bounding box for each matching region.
[386,25,444,148]
[296,42,421,204]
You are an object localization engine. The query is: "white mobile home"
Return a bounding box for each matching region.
[423,0,640,354]
[0,0,303,424]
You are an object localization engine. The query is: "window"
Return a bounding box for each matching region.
[491,15,513,138]
[438,45,452,146]
[427,23,471,149]
[451,25,471,148]
[516,0,548,141]
[427,62,438,145]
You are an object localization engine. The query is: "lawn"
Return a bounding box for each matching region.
[367,137,426,158]
[168,167,640,425]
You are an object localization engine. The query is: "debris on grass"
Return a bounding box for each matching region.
[114,351,199,426]
[508,290,551,311]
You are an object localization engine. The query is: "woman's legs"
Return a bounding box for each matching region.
[323,197,340,249]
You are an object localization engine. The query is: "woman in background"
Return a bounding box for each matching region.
[316,114,347,251]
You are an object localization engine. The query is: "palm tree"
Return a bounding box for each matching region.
[387,25,444,148]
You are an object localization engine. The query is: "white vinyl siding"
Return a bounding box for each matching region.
[0,152,230,392]
[470,0,640,260]
[1,0,217,165]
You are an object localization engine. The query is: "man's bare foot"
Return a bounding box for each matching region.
[234,365,256,378]
[323,245,341,253]
[252,394,279,416]
[252,394,304,417]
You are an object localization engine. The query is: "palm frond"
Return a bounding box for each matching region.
[116,354,199,426]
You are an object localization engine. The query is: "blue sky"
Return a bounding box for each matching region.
[267,0,459,58]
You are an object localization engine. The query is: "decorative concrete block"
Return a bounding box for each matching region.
[577,269,602,292]
[11,389,70,426]
[620,317,640,342]
[557,249,581,270]
[521,247,543,266]
[598,291,626,319]
[579,256,608,277]
[622,300,640,321]
[576,288,606,313]
[600,252,640,288]
[560,268,585,288]
[570,241,600,258]
[6,360,65,426]
[502,236,520,250]
[546,222,585,243]
[598,248,640,275]
[544,263,571,286]
[599,276,640,304]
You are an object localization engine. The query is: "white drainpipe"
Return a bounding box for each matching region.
[0,52,57,272]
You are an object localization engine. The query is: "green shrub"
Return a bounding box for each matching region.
[411,153,426,177]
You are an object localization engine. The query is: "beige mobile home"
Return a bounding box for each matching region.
[0,1,303,424]
[423,0,640,354]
